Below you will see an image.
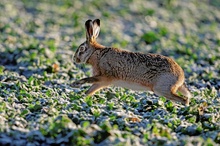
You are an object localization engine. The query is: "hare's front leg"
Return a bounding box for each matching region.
[85,83,106,96]
[71,76,100,88]
[71,77,99,88]
[71,76,111,95]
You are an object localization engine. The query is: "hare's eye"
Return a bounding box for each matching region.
[78,47,86,56]
[80,47,86,52]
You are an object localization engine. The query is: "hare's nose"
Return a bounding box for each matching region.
[72,54,77,63]
[72,54,80,63]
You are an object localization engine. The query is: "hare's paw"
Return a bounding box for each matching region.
[71,81,84,88]
[185,97,190,106]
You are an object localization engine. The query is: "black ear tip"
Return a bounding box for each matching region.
[85,19,92,25]
[93,19,100,25]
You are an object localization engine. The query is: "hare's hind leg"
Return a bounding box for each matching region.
[177,83,192,99]
[153,74,189,105]
[170,85,189,105]
[154,85,189,105]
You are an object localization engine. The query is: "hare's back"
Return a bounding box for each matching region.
[99,48,180,79]
[101,48,174,70]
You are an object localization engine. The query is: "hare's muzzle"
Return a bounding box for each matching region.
[75,57,80,63]
[72,54,80,63]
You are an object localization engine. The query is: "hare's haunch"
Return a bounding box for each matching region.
[72,19,191,105]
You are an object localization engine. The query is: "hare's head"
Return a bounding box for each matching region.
[74,19,100,64]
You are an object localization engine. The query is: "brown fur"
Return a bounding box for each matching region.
[72,19,191,105]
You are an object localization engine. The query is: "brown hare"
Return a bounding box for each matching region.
[71,19,191,105]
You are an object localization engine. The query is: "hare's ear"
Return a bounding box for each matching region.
[85,19,93,41]
[92,19,100,39]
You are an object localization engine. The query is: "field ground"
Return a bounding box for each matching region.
[0,0,220,145]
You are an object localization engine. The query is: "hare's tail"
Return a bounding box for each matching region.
[178,83,191,99]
